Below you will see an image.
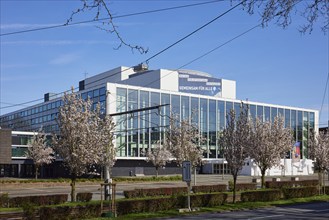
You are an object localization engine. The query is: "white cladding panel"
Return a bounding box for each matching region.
[221,79,236,99]
[160,69,179,92]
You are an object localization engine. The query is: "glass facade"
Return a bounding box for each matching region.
[0,83,318,160]
[0,86,106,133]
[112,85,317,159]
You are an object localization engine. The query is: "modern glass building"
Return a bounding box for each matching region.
[0,66,318,176]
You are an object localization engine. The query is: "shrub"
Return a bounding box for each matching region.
[39,203,101,220]
[123,187,186,198]
[76,192,92,202]
[228,183,257,191]
[117,192,227,216]
[22,203,36,220]
[282,186,318,199]
[0,193,9,208]
[8,194,68,208]
[190,193,227,207]
[192,184,227,193]
[265,180,318,189]
[241,189,281,202]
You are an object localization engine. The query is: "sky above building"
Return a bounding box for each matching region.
[1,0,328,127]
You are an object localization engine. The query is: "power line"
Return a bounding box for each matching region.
[144,1,243,63]
[0,0,222,37]
[0,2,241,112]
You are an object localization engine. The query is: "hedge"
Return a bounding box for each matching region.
[39,203,101,220]
[282,186,318,199]
[76,192,93,202]
[265,180,318,189]
[123,187,187,198]
[117,193,227,216]
[192,184,227,193]
[1,194,68,208]
[229,183,257,191]
[241,189,281,202]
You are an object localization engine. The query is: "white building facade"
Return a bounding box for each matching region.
[0,66,318,176]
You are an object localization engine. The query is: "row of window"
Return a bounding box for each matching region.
[114,87,316,158]
[0,87,107,131]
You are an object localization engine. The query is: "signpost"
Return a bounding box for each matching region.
[182,161,191,211]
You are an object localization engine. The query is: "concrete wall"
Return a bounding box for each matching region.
[0,129,12,164]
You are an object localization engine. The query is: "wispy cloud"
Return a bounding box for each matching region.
[0,21,143,31]
[1,40,117,46]
[49,53,81,65]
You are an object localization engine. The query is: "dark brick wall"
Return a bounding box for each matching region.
[0,129,12,164]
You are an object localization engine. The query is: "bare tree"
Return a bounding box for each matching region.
[247,116,293,188]
[309,130,329,193]
[145,144,172,177]
[164,114,205,185]
[67,0,148,53]
[243,0,329,34]
[53,89,102,202]
[218,104,251,203]
[26,130,55,180]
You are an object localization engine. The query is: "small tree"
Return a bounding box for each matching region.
[164,114,205,185]
[53,89,102,202]
[96,113,116,200]
[145,144,172,177]
[309,130,329,193]
[218,104,251,203]
[26,130,55,180]
[247,116,293,188]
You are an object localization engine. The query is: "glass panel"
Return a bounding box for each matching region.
[257,105,264,121]
[150,92,160,147]
[200,98,208,157]
[218,101,225,131]
[116,88,127,131]
[99,87,106,96]
[181,96,190,120]
[250,104,256,120]
[116,132,127,157]
[93,89,99,97]
[226,101,233,118]
[171,95,180,118]
[161,93,170,127]
[264,106,270,121]
[291,110,297,140]
[271,107,277,122]
[209,100,216,158]
[278,108,284,118]
[285,109,291,128]
[139,90,149,152]
[191,97,199,125]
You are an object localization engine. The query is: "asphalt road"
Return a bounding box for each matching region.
[1,174,328,201]
[158,202,329,220]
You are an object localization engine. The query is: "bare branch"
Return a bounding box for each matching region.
[67,0,148,54]
[243,0,328,34]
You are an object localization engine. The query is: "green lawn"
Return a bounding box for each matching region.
[87,195,329,220]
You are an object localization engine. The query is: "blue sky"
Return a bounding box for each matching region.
[1,0,328,127]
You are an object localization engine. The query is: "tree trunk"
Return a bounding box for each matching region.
[104,165,110,201]
[35,166,39,180]
[232,174,237,203]
[70,175,76,202]
[156,167,159,178]
[261,168,266,188]
[193,167,197,186]
[318,171,323,194]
